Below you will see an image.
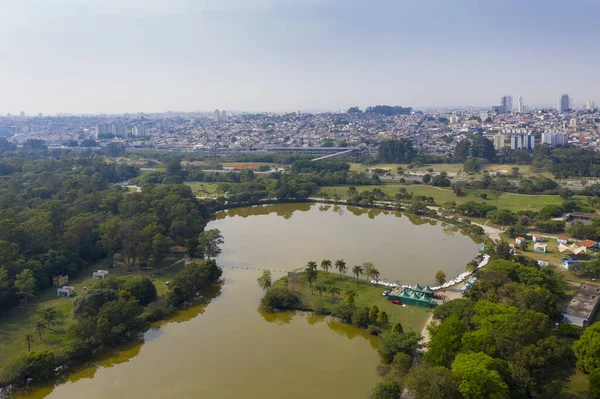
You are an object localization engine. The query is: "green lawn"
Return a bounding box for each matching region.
[349,163,552,178]
[317,182,586,212]
[0,249,186,379]
[275,271,432,333]
[184,182,226,197]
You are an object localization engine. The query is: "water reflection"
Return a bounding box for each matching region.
[260,310,296,325]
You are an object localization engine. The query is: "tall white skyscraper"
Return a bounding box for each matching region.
[586,101,595,111]
[221,110,227,121]
[516,97,524,113]
[559,94,570,112]
[501,96,513,113]
[214,109,221,122]
[111,121,127,137]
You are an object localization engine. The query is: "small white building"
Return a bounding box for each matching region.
[57,286,75,298]
[93,270,109,279]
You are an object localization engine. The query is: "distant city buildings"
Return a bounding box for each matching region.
[501,96,513,114]
[493,133,505,150]
[570,118,578,129]
[587,101,596,111]
[541,131,566,148]
[449,115,459,124]
[214,109,221,122]
[95,121,128,138]
[516,97,524,113]
[132,125,146,136]
[559,94,570,112]
[221,110,227,121]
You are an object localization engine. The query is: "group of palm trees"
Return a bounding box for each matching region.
[23,307,58,352]
[304,260,382,296]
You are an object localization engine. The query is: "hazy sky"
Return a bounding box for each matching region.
[1,0,599,114]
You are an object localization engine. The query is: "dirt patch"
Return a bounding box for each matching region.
[228,163,260,170]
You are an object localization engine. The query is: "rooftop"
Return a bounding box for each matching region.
[563,283,600,321]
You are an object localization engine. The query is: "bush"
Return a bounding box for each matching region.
[379,331,423,362]
[142,302,171,322]
[6,350,57,385]
[368,325,383,336]
[371,380,401,399]
[590,368,600,399]
[559,323,582,338]
[260,288,299,312]
[391,352,413,378]
[353,307,371,328]
[124,277,158,306]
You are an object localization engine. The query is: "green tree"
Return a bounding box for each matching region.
[315,284,326,298]
[352,265,363,282]
[589,368,600,399]
[434,270,446,286]
[34,319,47,340]
[424,315,468,367]
[344,290,357,306]
[23,333,34,352]
[508,336,575,398]
[0,266,9,309]
[352,307,371,328]
[391,322,404,334]
[99,217,121,268]
[198,229,225,259]
[370,267,381,283]
[307,261,317,271]
[371,381,401,399]
[305,266,318,294]
[152,233,173,263]
[369,305,380,323]
[320,259,332,274]
[335,259,347,280]
[40,307,58,330]
[329,286,340,299]
[422,174,431,184]
[451,352,510,399]
[257,270,272,291]
[362,262,374,280]
[377,309,389,326]
[379,331,423,362]
[123,277,157,306]
[15,269,36,305]
[574,322,600,373]
[405,363,460,399]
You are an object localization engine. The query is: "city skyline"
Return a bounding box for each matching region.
[2,0,600,114]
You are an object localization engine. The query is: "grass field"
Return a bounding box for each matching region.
[221,162,279,169]
[0,249,186,378]
[349,163,553,178]
[184,182,225,196]
[317,182,583,212]
[274,271,432,333]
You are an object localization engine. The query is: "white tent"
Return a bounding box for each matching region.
[559,243,587,255]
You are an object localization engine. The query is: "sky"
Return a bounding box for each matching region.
[1,0,600,114]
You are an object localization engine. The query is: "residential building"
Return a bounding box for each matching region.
[493,133,505,150]
[111,121,127,137]
[449,115,459,124]
[221,110,227,121]
[132,125,147,136]
[541,131,566,148]
[510,135,522,150]
[95,123,111,138]
[214,109,221,122]
[559,94,570,112]
[570,118,578,128]
[523,134,535,150]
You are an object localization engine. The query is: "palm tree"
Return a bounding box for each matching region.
[370,267,380,284]
[34,319,47,341]
[329,286,341,299]
[352,265,363,283]
[307,261,318,271]
[41,307,58,330]
[23,333,34,352]
[305,266,318,294]
[362,262,374,280]
[315,284,326,298]
[335,259,347,280]
[320,259,332,275]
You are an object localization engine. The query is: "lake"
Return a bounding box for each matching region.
[16,203,480,399]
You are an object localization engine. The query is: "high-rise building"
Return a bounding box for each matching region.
[493,133,505,150]
[559,94,570,112]
[586,101,596,111]
[132,125,147,136]
[449,115,459,124]
[501,96,513,113]
[541,131,566,148]
[221,110,227,121]
[569,118,578,128]
[111,121,127,137]
[214,109,221,122]
[516,97,524,113]
[19,111,25,118]
[523,134,535,150]
[510,135,522,150]
[95,123,111,138]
